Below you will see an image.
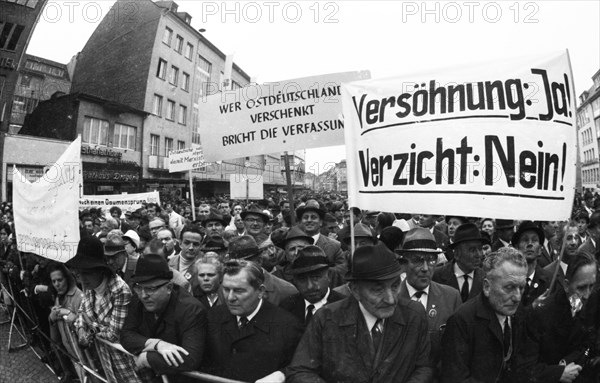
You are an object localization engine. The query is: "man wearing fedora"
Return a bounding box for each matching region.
[441,247,529,383]
[286,242,433,383]
[279,246,345,326]
[204,259,303,382]
[398,228,462,377]
[201,212,227,237]
[432,223,487,303]
[121,253,207,383]
[241,205,269,242]
[511,221,553,307]
[228,235,297,306]
[296,199,348,279]
[339,222,378,252]
[491,219,515,252]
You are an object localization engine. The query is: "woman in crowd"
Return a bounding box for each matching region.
[48,262,84,382]
[66,236,141,383]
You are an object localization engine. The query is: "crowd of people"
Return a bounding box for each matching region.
[0,192,600,383]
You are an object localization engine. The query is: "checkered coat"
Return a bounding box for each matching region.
[81,274,141,383]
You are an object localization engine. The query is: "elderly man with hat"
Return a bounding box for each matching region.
[432,222,487,303]
[511,221,552,307]
[228,235,298,306]
[66,236,142,383]
[240,204,269,241]
[296,199,348,278]
[201,212,227,237]
[279,246,346,326]
[340,222,378,252]
[203,259,303,382]
[491,219,515,252]
[104,236,137,285]
[286,242,433,383]
[397,228,462,377]
[121,253,207,383]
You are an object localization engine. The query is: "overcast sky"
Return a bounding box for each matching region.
[27,0,600,176]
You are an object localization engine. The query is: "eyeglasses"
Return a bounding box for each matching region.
[133,281,170,295]
[404,253,438,266]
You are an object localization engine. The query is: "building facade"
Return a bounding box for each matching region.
[577,69,600,192]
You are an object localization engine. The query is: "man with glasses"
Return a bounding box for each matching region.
[121,253,207,383]
[241,205,269,242]
[397,228,462,378]
[149,218,167,239]
[432,223,487,303]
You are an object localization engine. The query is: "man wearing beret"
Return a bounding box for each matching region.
[279,246,345,325]
[121,253,207,383]
[286,242,433,382]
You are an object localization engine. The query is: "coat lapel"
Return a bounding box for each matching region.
[337,299,372,379]
[374,306,406,370]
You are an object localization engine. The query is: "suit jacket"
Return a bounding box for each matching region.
[168,254,200,292]
[521,289,599,382]
[521,265,552,308]
[542,260,566,291]
[578,238,598,261]
[286,296,433,383]
[432,228,449,252]
[538,240,557,269]
[432,261,484,302]
[315,235,348,279]
[399,280,462,370]
[204,299,303,382]
[491,238,510,252]
[279,289,346,325]
[441,293,527,383]
[120,287,207,383]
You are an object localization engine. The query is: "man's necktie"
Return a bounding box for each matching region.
[371,319,383,353]
[239,316,249,329]
[413,291,426,308]
[503,317,512,358]
[461,275,470,302]
[523,278,531,302]
[305,304,315,325]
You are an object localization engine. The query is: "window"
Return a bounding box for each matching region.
[178,105,187,125]
[182,72,190,91]
[175,35,183,53]
[166,100,175,120]
[150,134,160,156]
[177,140,185,150]
[11,95,38,114]
[157,58,167,79]
[153,94,163,116]
[165,137,174,156]
[83,117,109,146]
[231,81,242,90]
[169,65,179,86]
[4,0,39,8]
[185,43,194,60]
[113,123,136,150]
[163,27,173,46]
[197,55,212,96]
[0,23,25,51]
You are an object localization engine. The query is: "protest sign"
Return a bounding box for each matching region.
[230,173,264,200]
[79,191,160,215]
[13,137,82,262]
[199,70,371,161]
[168,145,205,173]
[343,51,576,221]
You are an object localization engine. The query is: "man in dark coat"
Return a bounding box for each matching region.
[578,211,600,261]
[279,246,345,326]
[491,219,515,252]
[120,253,207,383]
[511,221,553,307]
[441,247,528,383]
[204,259,303,382]
[286,243,433,383]
[432,223,487,303]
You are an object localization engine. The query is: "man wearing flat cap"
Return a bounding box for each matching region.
[433,223,487,303]
[511,221,552,307]
[286,242,433,383]
[104,237,136,285]
[296,199,348,279]
[121,253,207,383]
[398,228,462,378]
[228,235,297,306]
[279,246,345,326]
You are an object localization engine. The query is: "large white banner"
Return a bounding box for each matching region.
[199,71,371,161]
[13,137,82,262]
[343,51,576,221]
[79,191,160,214]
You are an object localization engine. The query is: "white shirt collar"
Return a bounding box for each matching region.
[560,261,568,275]
[499,238,510,247]
[527,270,536,283]
[453,262,474,279]
[312,233,321,243]
[496,313,509,330]
[406,282,430,307]
[237,298,263,324]
[358,301,384,333]
[304,288,331,314]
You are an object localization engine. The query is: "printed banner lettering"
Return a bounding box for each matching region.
[13,137,82,262]
[79,192,161,215]
[342,51,576,220]
[199,71,371,161]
